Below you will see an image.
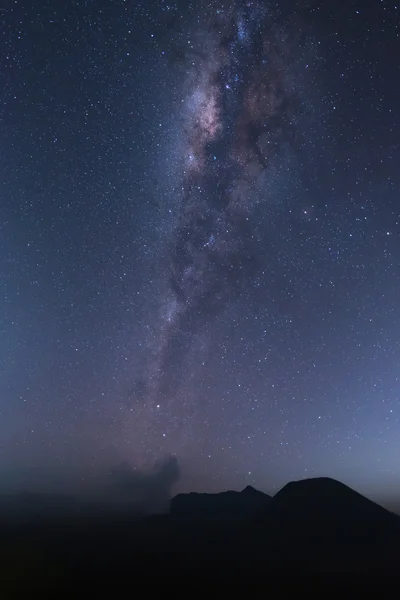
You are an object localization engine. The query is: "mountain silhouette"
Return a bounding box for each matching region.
[1,476,400,591]
[169,477,400,570]
[273,476,395,517]
[0,492,81,519]
[170,484,271,519]
[245,477,400,568]
[270,476,400,531]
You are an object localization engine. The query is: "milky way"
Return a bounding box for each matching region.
[143,1,301,407]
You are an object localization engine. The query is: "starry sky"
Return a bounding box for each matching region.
[1,0,399,507]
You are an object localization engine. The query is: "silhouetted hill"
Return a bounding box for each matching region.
[170,485,270,519]
[0,492,83,520]
[273,476,396,519]
[1,477,400,591]
[270,476,400,531]
[246,477,400,567]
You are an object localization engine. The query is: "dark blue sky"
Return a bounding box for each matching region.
[0,0,399,507]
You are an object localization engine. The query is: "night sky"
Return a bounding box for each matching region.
[1,0,399,507]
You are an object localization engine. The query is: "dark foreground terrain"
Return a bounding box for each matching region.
[1,477,399,593]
